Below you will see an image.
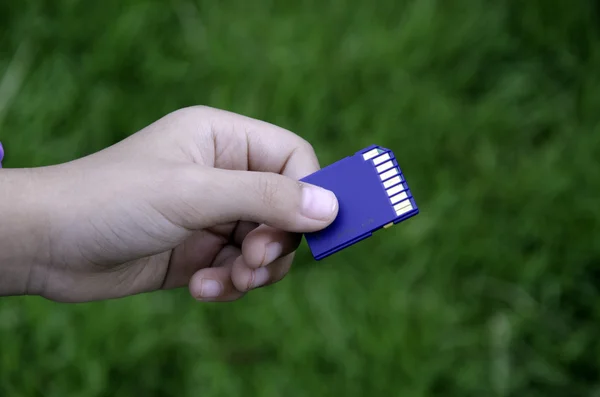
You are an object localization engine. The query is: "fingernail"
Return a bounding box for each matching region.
[263,242,283,266]
[301,185,337,220]
[198,279,222,298]
[250,267,270,289]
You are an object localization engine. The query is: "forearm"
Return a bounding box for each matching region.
[0,168,52,297]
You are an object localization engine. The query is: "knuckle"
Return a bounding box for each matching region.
[171,105,211,119]
[297,137,317,157]
[162,107,193,124]
[256,173,283,208]
[165,106,214,135]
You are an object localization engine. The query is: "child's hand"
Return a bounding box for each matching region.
[1,106,338,302]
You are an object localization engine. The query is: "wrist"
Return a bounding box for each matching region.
[0,168,53,297]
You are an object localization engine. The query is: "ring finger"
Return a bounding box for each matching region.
[231,252,294,293]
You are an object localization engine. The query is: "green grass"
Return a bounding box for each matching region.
[2,0,600,395]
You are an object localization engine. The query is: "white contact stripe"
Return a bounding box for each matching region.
[396,204,413,216]
[383,176,401,189]
[376,161,394,173]
[372,153,390,165]
[386,184,404,197]
[362,149,379,161]
[394,200,412,211]
[379,167,399,181]
[390,191,408,204]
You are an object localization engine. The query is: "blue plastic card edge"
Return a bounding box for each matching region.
[304,144,419,260]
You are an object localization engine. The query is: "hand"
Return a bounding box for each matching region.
[0,106,338,302]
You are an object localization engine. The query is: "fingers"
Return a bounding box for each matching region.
[230,253,293,292]
[161,229,227,290]
[188,245,245,302]
[188,246,293,302]
[176,106,321,180]
[178,166,339,232]
[231,221,259,246]
[204,221,258,245]
[241,224,301,268]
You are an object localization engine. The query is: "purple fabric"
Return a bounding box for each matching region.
[0,142,3,168]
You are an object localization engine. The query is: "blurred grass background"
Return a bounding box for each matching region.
[2,0,600,395]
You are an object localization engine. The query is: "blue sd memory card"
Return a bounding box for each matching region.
[300,144,419,260]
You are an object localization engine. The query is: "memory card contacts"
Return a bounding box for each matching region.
[301,144,419,260]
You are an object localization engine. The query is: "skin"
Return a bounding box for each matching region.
[0,106,339,303]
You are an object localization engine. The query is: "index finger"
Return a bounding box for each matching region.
[186,106,321,179]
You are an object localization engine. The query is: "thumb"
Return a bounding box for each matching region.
[188,167,339,232]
